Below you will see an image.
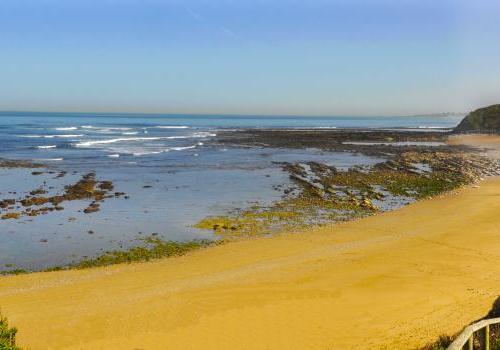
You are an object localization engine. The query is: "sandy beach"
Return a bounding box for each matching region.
[0,137,500,350]
[448,134,500,159]
[2,1,500,347]
[1,135,500,350]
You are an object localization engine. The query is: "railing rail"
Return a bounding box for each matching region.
[447,317,500,350]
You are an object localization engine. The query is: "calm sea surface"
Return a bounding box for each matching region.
[0,112,462,271]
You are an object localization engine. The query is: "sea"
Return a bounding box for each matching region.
[0,112,463,271]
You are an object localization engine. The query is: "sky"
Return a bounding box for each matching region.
[0,0,499,116]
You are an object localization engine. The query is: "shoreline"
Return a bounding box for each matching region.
[1,135,500,349]
[0,134,500,349]
[2,130,498,274]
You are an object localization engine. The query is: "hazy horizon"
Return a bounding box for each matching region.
[1,0,499,116]
[0,109,468,118]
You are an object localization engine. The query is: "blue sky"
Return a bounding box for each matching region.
[0,0,499,116]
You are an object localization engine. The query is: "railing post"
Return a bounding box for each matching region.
[485,325,490,350]
[446,318,500,350]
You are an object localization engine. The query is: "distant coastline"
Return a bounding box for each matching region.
[0,109,467,119]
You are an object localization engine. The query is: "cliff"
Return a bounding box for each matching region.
[455,104,500,133]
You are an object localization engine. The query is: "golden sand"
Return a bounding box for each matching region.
[448,134,500,159]
[1,179,500,349]
[1,134,500,350]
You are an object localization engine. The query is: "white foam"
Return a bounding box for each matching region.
[169,146,196,151]
[37,145,57,149]
[21,134,83,138]
[53,134,84,138]
[107,127,133,131]
[132,145,196,156]
[97,127,132,131]
[55,127,78,131]
[154,126,189,129]
[36,158,63,161]
[122,131,139,135]
[93,128,135,134]
[192,132,216,137]
[132,151,162,156]
[75,137,171,147]
[74,133,215,148]
[417,126,445,129]
[108,154,120,158]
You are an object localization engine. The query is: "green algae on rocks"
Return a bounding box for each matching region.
[1,237,215,274]
[195,150,500,237]
[75,237,214,269]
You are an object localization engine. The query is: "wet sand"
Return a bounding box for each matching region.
[1,171,500,349]
[448,134,500,159]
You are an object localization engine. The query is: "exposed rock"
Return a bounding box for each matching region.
[0,199,16,209]
[98,181,114,191]
[29,188,47,196]
[217,128,450,157]
[83,202,100,214]
[1,212,21,220]
[21,197,50,207]
[0,172,124,220]
[455,104,500,133]
[0,158,42,168]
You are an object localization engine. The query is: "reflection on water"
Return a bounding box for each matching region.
[0,112,458,271]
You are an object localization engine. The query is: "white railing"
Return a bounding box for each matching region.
[447,317,500,350]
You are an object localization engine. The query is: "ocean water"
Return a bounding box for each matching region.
[0,112,462,271]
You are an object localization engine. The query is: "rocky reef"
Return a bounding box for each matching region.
[196,127,500,237]
[0,171,126,220]
[195,148,500,237]
[455,104,500,133]
[216,128,451,157]
[0,158,42,169]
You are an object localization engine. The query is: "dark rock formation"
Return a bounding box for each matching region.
[455,104,500,133]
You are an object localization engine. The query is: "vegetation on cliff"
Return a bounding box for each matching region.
[0,314,20,350]
[455,104,500,133]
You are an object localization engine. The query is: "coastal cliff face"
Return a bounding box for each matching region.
[455,104,500,133]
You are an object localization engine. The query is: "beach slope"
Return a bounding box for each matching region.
[1,176,500,349]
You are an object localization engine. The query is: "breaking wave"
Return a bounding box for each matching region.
[132,145,197,156]
[153,126,189,129]
[74,133,216,148]
[54,127,78,131]
[22,134,84,138]
[35,158,63,161]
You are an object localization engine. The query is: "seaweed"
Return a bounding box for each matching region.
[195,150,500,237]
